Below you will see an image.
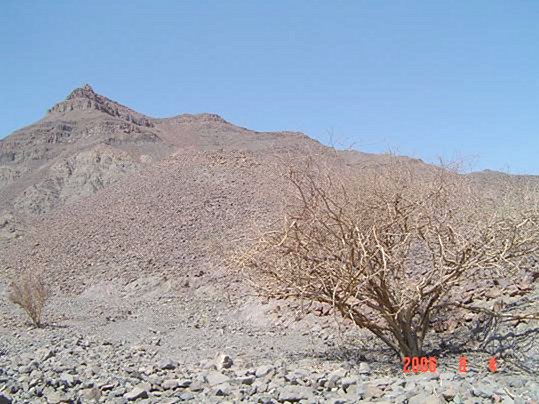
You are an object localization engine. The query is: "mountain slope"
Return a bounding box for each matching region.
[0,84,426,291]
[0,85,169,216]
[7,84,528,294]
[0,85,329,217]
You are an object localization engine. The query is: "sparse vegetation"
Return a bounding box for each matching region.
[241,158,539,358]
[8,270,50,328]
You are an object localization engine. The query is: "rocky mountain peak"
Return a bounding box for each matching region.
[47,85,154,127]
[66,83,97,100]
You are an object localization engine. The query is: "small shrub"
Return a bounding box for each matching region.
[8,271,50,328]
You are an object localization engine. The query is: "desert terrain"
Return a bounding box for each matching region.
[0,85,538,403]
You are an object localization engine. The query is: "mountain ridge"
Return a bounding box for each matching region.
[0,85,330,248]
[0,85,421,282]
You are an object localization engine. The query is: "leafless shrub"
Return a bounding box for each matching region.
[8,270,50,328]
[240,158,539,358]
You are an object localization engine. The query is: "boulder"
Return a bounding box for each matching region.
[214,353,233,370]
[205,371,229,386]
[278,385,311,402]
[124,386,149,401]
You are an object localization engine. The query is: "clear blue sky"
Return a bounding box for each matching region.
[1,1,538,173]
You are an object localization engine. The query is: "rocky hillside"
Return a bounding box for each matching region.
[0,84,436,290]
[0,85,166,227]
[0,85,330,244]
[1,84,536,293]
[1,85,537,404]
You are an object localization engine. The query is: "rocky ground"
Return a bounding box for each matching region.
[1,277,538,404]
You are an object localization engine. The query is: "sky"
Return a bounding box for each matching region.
[1,1,538,174]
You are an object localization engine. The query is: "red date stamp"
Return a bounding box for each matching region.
[403,356,497,373]
[403,356,437,373]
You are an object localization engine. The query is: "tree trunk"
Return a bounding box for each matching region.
[397,326,423,359]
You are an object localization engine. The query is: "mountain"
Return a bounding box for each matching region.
[1,85,538,403]
[0,85,365,288]
[1,85,536,291]
[0,85,332,246]
[0,85,165,215]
